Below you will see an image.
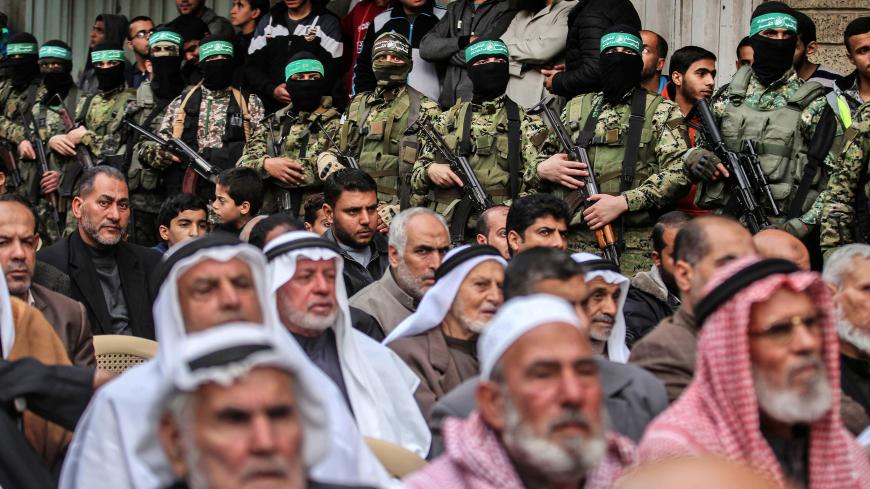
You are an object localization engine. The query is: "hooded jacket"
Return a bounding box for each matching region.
[76,14,131,94]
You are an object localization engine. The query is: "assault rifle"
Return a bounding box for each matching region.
[23,112,62,239]
[692,99,779,234]
[51,94,94,170]
[264,113,301,215]
[531,98,620,266]
[316,120,359,170]
[123,118,219,193]
[405,117,493,243]
[0,142,22,188]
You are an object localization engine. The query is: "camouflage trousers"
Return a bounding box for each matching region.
[567,226,653,278]
[34,199,64,246]
[130,208,159,247]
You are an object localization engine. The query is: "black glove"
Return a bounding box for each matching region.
[458,36,471,49]
[686,148,723,182]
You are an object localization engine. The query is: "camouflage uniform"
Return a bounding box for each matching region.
[0,78,42,199]
[819,104,870,253]
[530,88,691,276]
[411,96,548,236]
[333,85,440,206]
[237,97,339,216]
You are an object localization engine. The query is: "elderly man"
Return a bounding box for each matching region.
[630,216,755,402]
[60,234,393,489]
[265,231,430,455]
[754,228,811,271]
[386,245,507,417]
[351,208,450,334]
[573,253,630,363]
[158,325,370,489]
[639,256,870,488]
[405,295,636,489]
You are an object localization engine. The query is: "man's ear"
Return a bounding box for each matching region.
[651,249,662,266]
[806,40,818,57]
[674,259,692,293]
[239,201,251,216]
[71,196,84,219]
[388,244,400,268]
[158,414,188,479]
[476,233,487,245]
[671,71,683,89]
[159,224,171,242]
[656,56,666,72]
[506,230,521,256]
[322,203,334,221]
[476,381,506,433]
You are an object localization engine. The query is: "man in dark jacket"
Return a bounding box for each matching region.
[545,0,640,98]
[419,0,515,108]
[38,167,161,339]
[77,14,130,94]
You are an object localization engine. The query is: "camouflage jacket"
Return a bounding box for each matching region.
[127,81,174,210]
[76,86,139,159]
[0,78,42,145]
[411,96,548,205]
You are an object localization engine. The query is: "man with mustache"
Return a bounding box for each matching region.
[265,231,431,455]
[351,207,451,334]
[572,253,630,363]
[38,166,160,339]
[639,256,870,488]
[404,294,635,489]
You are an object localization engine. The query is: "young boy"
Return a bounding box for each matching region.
[302,192,331,235]
[211,167,263,231]
[155,193,209,253]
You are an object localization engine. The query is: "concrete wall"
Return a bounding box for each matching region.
[785,0,870,76]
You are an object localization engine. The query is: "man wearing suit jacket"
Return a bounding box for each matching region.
[38,167,161,339]
[0,195,94,366]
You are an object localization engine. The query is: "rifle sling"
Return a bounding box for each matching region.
[788,104,837,219]
[505,98,521,200]
[459,104,474,157]
[616,90,647,250]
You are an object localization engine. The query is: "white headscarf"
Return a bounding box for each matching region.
[265,231,431,457]
[383,245,507,345]
[478,294,583,380]
[0,271,14,359]
[571,253,631,363]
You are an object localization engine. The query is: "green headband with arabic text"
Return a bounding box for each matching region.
[149,30,183,48]
[599,32,642,54]
[285,59,324,80]
[39,46,72,60]
[7,43,38,56]
[749,12,797,37]
[198,40,233,61]
[91,49,125,63]
[465,40,509,63]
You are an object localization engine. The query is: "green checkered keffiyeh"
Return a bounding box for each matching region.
[198,40,234,61]
[39,45,72,60]
[91,49,126,63]
[465,40,509,64]
[149,30,183,47]
[749,12,797,37]
[285,59,324,80]
[599,32,641,54]
[6,43,38,56]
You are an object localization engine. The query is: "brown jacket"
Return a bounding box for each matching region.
[388,327,478,418]
[349,269,416,335]
[629,306,697,403]
[30,283,95,367]
[8,296,74,469]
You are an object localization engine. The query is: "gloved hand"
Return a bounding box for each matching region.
[316,151,345,181]
[686,148,723,182]
[782,217,813,239]
[377,203,400,228]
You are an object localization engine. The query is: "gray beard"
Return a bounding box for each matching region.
[753,362,832,424]
[836,305,870,355]
[80,213,122,246]
[393,259,427,300]
[283,307,338,333]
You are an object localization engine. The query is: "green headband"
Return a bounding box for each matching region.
[149,30,183,47]
[199,40,233,61]
[600,32,641,54]
[749,12,797,37]
[465,40,509,63]
[7,43,38,56]
[285,59,324,80]
[91,49,125,63]
[39,45,72,60]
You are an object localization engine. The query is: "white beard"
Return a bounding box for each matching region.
[753,362,832,424]
[836,305,870,356]
[284,307,338,332]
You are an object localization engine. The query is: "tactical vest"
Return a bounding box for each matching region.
[714,66,827,219]
[340,87,422,206]
[77,87,137,166]
[127,83,168,195]
[566,90,665,228]
[848,109,870,243]
[175,84,251,171]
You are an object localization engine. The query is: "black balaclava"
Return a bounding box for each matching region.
[285,52,328,113]
[149,27,185,101]
[199,34,235,91]
[6,33,40,88]
[466,39,510,104]
[598,25,644,104]
[92,41,127,92]
[748,2,799,86]
[39,40,74,100]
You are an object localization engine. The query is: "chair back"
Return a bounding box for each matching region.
[93,335,158,374]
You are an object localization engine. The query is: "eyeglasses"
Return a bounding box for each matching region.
[748,314,825,344]
[131,29,153,40]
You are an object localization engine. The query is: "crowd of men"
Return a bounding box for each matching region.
[0,0,869,487]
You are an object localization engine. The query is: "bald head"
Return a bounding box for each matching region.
[753,229,810,270]
[614,456,779,489]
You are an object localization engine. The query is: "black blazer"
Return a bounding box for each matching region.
[37,231,161,339]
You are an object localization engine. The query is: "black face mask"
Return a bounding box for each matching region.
[43,71,74,99]
[599,52,643,103]
[469,61,509,103]
[749,35,797,86]
[152,55,185,100]
[201,58,234,90]
[95,63,126,92]
[9,56,40,88]
[287,78,326,112]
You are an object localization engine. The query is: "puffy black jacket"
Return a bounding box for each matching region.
[323,228,390,298]
[623,285,675,348]
[550,0,641,98]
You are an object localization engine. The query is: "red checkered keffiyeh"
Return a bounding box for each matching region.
[405,412,636,489]
[638,256,870,488]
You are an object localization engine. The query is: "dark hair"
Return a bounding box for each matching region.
[504,247,583,300]
[216,167,264,215]
[128,15,153,38]
[672,215,741,265]
[476,205,508,237]
[0,194,38,233]
[844,17,870,53]
[248,213,304,249]
[77,166,126,197]
[651,211,691,254]
[736,36,752,55]
[303,193,326,225]
[323,169,377,208]
[157,193,208,230]
[651,31,668,59]
[793,10,816,46]
[668,46,716,77]
[506,194,570,238]
[246,0,270,18]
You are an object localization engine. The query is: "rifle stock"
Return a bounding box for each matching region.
[0,143,22,188]
[23,112,62,238]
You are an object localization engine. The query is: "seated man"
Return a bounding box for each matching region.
[385,245,506,417]
[475,205,509,260]
[506,193,570,257]
[639,256,870,487]
[211,167,263,233]
[405,295,636,489]
[265,231,430,455]
[351,208,451,334]
[572,253,630,363]
[753,228,811,271]
[159,325,374,489]
[154,193,209,254]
